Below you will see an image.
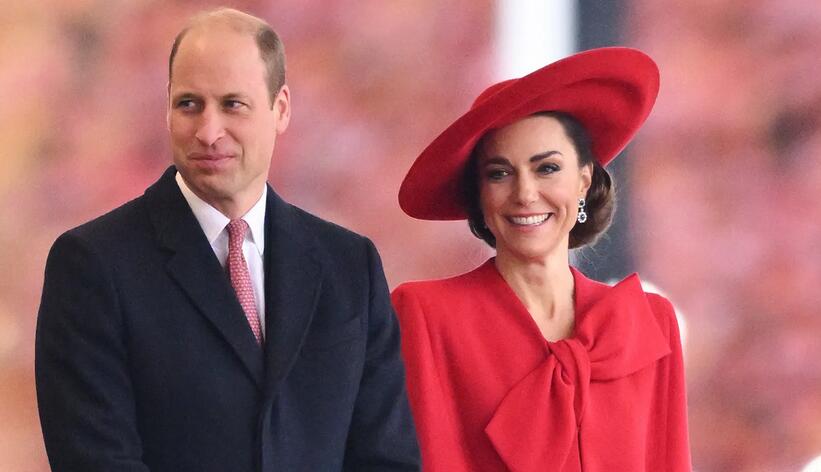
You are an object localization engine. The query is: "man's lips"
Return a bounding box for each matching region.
[189,152,234,161]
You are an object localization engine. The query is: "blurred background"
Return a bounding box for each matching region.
[1,0,819,470]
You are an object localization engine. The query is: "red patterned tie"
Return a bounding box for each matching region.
[226,219,263,345]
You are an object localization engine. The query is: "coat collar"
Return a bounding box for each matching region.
[473,258,669,373]
[261,183,323,396]
[145,166,323,395]
[477,259,672,471]
[146,167,265,390]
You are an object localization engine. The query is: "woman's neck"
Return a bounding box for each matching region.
[494,248,576,339]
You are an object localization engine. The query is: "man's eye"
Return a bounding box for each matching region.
[175,100,197,110]
[224,100,245,109]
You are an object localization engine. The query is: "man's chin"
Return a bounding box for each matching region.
[183,174,234,201]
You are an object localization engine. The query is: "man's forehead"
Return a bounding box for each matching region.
[172,28,261,77]
[177,24,254,54]
[184,8,264,35]
[169,30,267,96]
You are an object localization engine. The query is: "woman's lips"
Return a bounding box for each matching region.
[507,213,551,226]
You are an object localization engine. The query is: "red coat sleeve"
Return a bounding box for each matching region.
[647,293,692,471]
[392,285,468,472]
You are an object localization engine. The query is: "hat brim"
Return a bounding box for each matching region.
[399,47,659,220]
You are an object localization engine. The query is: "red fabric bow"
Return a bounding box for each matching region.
[485,275,671,472]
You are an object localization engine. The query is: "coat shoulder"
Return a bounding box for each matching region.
[643,290,681,344]
[392,262,491,319]
[279,203,381,284]
[59,195,150,250]
[287,204,368,249]
[393,264,484,296]
[573,268,682,349]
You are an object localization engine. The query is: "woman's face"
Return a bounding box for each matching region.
[478,115,592,261]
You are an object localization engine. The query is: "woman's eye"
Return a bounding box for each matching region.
[486,169,510,181]
[538,163,560,175]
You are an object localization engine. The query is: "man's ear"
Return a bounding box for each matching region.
[273,85,291,134]
[166,82,172,131]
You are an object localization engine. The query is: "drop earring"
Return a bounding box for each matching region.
[577,198,587,224]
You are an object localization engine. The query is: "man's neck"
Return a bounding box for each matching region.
[181,177,266,220]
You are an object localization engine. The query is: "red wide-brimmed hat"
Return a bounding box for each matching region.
[399,47,659,220]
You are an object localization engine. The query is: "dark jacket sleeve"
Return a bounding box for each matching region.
[342,239,421,471]
[35,232,150,472]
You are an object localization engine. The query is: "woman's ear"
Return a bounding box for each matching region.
[579,162,593,195]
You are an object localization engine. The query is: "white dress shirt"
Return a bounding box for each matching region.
[175,172,267,336]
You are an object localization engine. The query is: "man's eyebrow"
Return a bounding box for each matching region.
[170,92,199,102]
[222,93,252,102]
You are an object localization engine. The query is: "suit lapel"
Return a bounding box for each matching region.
[262,189,323,396]
[145,167,264,390]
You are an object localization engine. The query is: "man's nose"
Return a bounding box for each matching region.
[195,109,226,146]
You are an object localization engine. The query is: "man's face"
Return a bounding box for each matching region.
[168,26,289,216]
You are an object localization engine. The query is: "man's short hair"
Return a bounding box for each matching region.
[168,8,286,104]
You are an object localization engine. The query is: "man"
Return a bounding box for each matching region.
[35,8,419,471]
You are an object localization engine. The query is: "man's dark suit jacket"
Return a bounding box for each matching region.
[35,167,420,471]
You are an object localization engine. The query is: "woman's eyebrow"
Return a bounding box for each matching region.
[530,150,563,163]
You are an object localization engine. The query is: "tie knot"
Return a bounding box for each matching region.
[227,219,249,245]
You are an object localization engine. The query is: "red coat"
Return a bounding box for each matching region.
[392,259,691,471]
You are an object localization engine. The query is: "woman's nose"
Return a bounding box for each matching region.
[514,175,538,205]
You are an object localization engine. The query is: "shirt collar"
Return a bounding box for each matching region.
[175,172,266,255]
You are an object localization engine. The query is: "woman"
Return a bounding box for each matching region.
[392,48,691,471]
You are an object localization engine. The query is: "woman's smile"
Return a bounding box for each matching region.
[507,213,551,226]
